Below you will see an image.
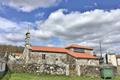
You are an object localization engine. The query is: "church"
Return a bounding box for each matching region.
[22,31,99,67]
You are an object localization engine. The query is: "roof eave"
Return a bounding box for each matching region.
[76,57,99,60]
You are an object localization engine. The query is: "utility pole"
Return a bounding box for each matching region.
[99,40,103,64]
[99,40,102,58]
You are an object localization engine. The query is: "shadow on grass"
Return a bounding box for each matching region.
[1,71,12,80]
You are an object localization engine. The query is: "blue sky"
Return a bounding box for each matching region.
[1,0,120,22]
[0,0,120,53]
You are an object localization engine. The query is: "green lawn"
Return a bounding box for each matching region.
[2,72,120,80]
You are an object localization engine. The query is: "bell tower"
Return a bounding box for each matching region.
[25,26,30,49]
[22,26,31,63]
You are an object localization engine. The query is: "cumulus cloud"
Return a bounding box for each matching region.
[33,9,120,53]
[0,0,61,12]
[1,8,120,53]
[0,17,30,45]
[0,17,17,31]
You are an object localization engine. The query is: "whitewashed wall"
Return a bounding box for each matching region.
[107,54,117,66]
[117,58,120,66]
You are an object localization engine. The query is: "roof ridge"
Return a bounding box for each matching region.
[32,45,64,49]
[65,44,93,50]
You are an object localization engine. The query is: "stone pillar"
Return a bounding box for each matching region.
[76,64,81,76]
[66,64,69,76]
[22,47,30,63]
[75,59,81,76]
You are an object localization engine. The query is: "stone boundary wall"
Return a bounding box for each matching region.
[7,61,69,75]
[7,60,119,76]
[77,65,117,76]
[112,66,117,76]
[78,65,100,76]
[117,66,120,76]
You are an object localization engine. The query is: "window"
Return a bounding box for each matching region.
[74,48,85,53]
[42,54,46,59]
[56,58,58,61]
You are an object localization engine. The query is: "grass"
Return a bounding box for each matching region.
[2,72,120,80]
[1,71,11,80]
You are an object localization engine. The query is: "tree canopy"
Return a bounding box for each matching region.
[0,45,24,56]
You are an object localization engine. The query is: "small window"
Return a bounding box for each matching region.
[56,58,58,61]
[42,54,46,59]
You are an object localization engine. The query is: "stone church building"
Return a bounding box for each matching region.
[22,31,99,68]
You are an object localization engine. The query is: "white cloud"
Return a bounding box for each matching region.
[0,17,31,46]
[0,17,17,30]
[36,9,120,38]
[34,9,120,53]
[1,8,120,53]
[1,0,61,12]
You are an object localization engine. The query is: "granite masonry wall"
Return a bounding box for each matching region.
[30,52,68,65]
[7,60,119,76]
[8,61,69,75]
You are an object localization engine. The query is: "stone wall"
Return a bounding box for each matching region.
[30,52,67,66]
[8,62,69,75]
[112,66,117,76]
[76,65,117,76]
[117,66,120,75]
[8,62,101,76]
[76,59,99,66]
[79,65,100,76]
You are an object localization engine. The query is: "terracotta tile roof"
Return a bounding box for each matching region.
[65,44,93,50]
[31,45,97,59]
[32,46,67,53]
[68,51,97,59]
